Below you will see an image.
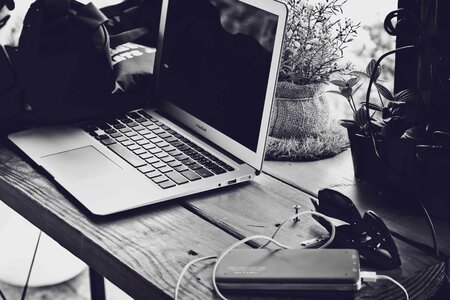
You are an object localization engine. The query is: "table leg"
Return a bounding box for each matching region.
[89,267,106,300]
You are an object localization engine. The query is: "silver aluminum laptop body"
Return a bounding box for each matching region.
[8,0,287,215]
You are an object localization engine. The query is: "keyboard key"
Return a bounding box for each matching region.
[152,161,166,169]
[176,154,189,161]
[113,124,126,129]
[127,144,140,151]
[152,175,168,184]
[133,148,147,155]
[141,121,152,127]
[119,127,132,133]
[128,122,139,127]
[143,143,156,150]
[116,136,128,143]
[195,167,214,178]
[149,148,162,154]
[159,180,176,189]
[148,124,159,131]
[158,142,170,148]
[153,138,165,144]
[161,156,175,163]
[189,163,203,170]
[131,135,143,141]
[223,165,235,171]
[181,170,201,181]
[139,129,151,135]
[133,125,146,131]
[183,159,196,166]
[101,138,116,145]
[111,132,123,138]
[125,131,138,137]
[143,133,158,140]
[139,152,153,159]
[138,165,155,173]
[159,132,171,139]
[170,150,183,157]
[168,161,182,168]
[135,117,148,123]
[159,166,173,173]
[122,140,134,146]
[210,167,226,174]
[164,136,178,143]
[166,171,189,184]
[108,143,146,168]
[105,129,117,134]
[146,157,160,164]
[146,170,161,179]
[164,146,177,152]
[95,134,109,140]
[155,152,168,159]
[174,165,189,172]
[137,139,149,146]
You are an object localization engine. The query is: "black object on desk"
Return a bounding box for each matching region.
[311,188,401,269]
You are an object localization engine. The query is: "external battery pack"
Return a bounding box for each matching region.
[215,249,361,292]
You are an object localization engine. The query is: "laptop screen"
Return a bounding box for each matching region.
[157,0,278,152]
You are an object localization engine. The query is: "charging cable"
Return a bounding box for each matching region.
[175,211,335,300]
[361,271,409,300]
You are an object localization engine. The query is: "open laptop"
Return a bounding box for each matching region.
[8,0,287,215]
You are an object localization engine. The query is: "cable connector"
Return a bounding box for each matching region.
[360,271,377,282]
[361,272,409,300]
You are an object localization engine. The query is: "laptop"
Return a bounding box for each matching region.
[8,0,287,215]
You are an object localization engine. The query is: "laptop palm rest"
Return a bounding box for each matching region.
[41,146,122,181]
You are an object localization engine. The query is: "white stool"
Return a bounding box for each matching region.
[0,201,86,287]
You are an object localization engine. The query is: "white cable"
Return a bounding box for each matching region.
[259,211,336,249]
[174,255,217,300]
[174,211,337,299]
[361,271,409,300]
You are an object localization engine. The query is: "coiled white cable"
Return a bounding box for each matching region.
[175,211,335,300]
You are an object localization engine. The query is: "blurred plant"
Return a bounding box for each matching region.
[279,0,360,85]
[328,59,423,139]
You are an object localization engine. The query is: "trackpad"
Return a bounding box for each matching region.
[41,146,122,181]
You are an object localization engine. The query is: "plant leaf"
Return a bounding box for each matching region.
[352,83,362,95]
[347,77,361,87]
[350,71,370,79]
[394,89,418,103]
[366,59,381,80]
[339,119,357,129]
[329,79,347,87]
[354,108,369,131]
[325,90,347,98]
[361,102,383,111]
[375,83,394,100]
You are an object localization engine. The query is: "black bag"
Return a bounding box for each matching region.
[0,0,160,133]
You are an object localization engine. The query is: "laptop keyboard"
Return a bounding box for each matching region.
[81,110,235,189]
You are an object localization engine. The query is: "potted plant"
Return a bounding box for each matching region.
[268,0,359,144]
[327,58,425,187]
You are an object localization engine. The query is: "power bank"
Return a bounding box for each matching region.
[215,249,361,291]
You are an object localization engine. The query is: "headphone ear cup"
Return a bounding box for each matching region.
[6,0,14,10]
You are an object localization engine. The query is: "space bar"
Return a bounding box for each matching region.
[108,143,146,168]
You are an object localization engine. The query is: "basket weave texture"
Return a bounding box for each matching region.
[269,82,330,139]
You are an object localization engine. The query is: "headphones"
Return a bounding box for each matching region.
[0,0,14,10]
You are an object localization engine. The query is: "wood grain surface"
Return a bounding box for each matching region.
[0,141,448,299]
[0,143,243,300]
[264,150,450,256]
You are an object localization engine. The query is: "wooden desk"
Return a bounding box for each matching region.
[0,142,448,300]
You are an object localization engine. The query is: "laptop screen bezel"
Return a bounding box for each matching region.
[153,0,287,172]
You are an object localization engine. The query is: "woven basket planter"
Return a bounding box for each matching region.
[269,82,330,139]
